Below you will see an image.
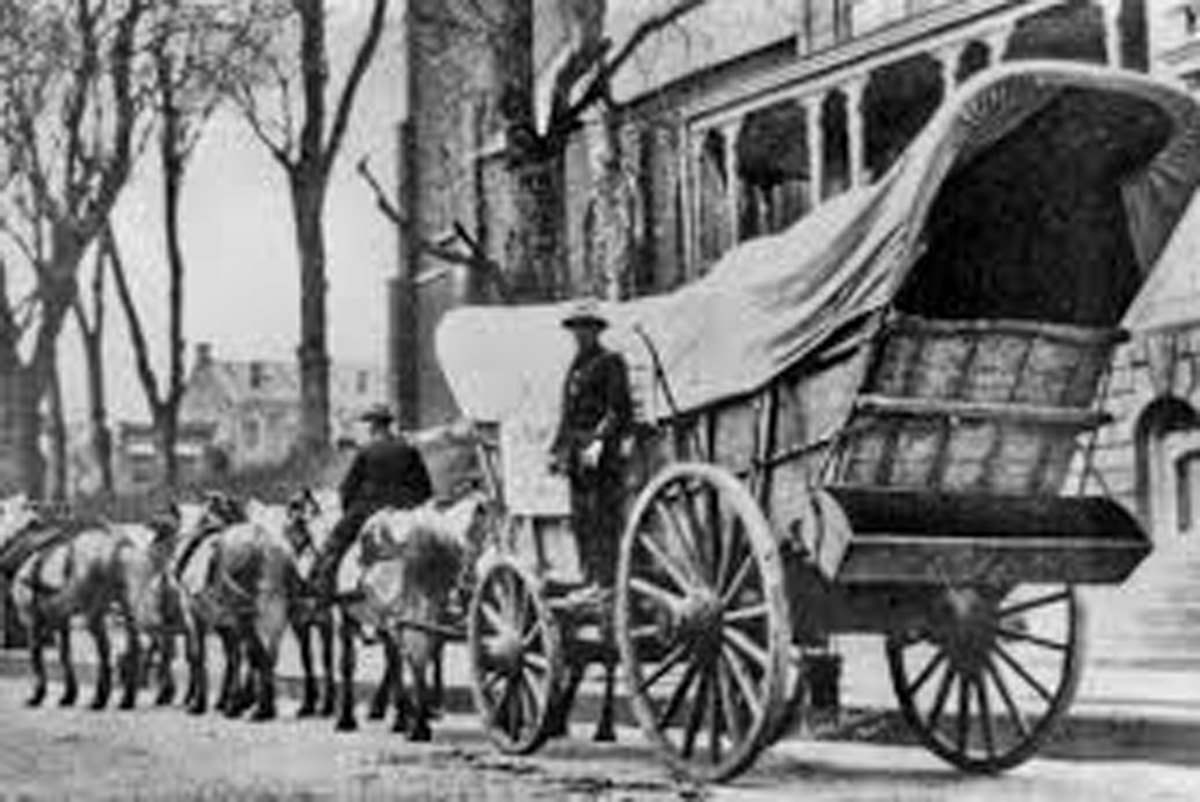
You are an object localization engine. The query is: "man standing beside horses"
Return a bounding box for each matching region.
[313,404,433,600]
[550,298,634,599]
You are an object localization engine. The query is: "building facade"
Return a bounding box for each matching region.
[114,343,386,492]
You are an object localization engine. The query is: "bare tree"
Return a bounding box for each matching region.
[0,0,152,498]
[230,0,390,457]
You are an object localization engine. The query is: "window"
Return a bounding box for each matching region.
[243,417,261,452]
[356,370,370,394]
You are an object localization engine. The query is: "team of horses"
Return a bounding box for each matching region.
[0,487,487,742]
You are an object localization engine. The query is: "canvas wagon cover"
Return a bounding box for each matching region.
[437,62,1200,426]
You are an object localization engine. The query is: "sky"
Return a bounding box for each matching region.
[58,1,408,422]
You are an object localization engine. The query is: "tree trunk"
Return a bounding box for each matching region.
[510,155,568,301]
[290,173,332,456]
[161,105,187,489]
[46,352,68,502]
[0,367,45,499]
[79,310,115,497]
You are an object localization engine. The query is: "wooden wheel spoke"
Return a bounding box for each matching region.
[996,627,1068,653]
[639,641,691,693]
[516,674,540,730]
[998,589,1070,619]
[523,651,548,674]
[480,602,506,634]
[723,602,769,625]
[976,671,996,760]
[907,648,949,698]
[955,674,971,754]
[716,655,745,746]
[631,576,686,611]
[630,624,660,641]
[708,664,724,764]
[681,665,711,760]
[720,645,764,722]
[724,626,770,674]
[993,642,1053,703]
[657,659,701,729]
[927,663,956,732]
[984,656,1030,739]
[720,552,756,607]
[640,528,697,594]
[677,484,716,586]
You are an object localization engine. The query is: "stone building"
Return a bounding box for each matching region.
[397,0,1146,429]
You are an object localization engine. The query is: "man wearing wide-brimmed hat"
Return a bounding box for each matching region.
[550,297,633,595]
[312,403,433,598]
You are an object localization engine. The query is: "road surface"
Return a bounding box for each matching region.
[2,678,1200,801]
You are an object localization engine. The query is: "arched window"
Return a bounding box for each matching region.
[1134,396,1200,539]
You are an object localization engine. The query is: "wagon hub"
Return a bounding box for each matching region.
[675,587,725,646]
[937,587,999,674]
[486,625,526,675]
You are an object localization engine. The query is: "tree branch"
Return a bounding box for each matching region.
[322,0,388,174]
[106,223,163,411]
[562,0,705,128]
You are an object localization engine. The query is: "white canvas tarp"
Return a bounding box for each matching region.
[437,62,1200,426]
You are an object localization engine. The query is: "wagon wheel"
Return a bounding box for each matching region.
[617,462,791,783]
[886,583,1084,773]
[468,556,563,754]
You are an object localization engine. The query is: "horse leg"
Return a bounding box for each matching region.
[546,661,585,739]
[25,613,47,708]
[369,634,396,721]
[430,640,445,717]
[295,618,318,717]
[155,633,176,706]
[186,621,209,716]
[216,628,241,717]
[593,656,617,743]
[405,651,432,743]
[249,599,286,722]
[87,613,112,710]
[58,621,78,707]
[335,613,358,732]
[118,615,141,710]
[318,611,337,717]
[385,634,407,733]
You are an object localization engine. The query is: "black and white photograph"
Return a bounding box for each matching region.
[2,0,1200,799]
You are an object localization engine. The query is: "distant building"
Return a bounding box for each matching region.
[114,343,386,489]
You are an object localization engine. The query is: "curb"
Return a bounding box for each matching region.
[3,650,1198,766]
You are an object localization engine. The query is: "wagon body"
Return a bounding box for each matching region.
[436,62,1200,782]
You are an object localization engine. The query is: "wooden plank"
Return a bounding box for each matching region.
[853,395,1111,429]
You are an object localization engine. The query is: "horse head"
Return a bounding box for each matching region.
[282,488,323,557]
[198,491,246,533]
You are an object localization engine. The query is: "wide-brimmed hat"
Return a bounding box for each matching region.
[561,297,607,330]
[360,403,395,424]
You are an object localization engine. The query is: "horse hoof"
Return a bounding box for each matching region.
[155,692,174,707]
[90,696,108,711]
[296,704,316,719]
[335,717,358,733]
[407,725,432,743]
[187,703,206,717]
[593,728,616,743]
[367,706,387,722]
[320,701,337,718]
[26,692,45,708]
[251,708,276,723]
[118,697,136,711]
[59,691,78,707]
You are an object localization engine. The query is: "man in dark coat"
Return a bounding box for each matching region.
[550,298,633,592]
[312,404,433,598]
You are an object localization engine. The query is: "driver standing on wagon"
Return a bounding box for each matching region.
[312,403,433,600]
[550,298,634,600]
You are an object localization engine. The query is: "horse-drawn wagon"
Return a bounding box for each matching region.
[437,62,1200,782]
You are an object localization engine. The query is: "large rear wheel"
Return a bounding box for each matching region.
[468,556,563,754]
[886,583,1083,773]
[617,462,791,783]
